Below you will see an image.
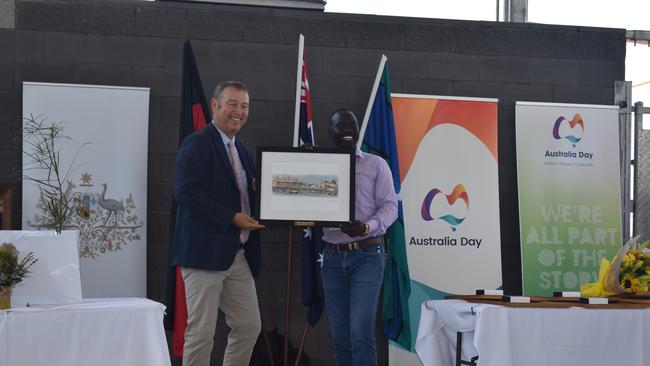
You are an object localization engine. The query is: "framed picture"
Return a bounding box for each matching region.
[255,146,355,226]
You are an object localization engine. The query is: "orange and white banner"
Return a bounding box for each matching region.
[389,94,502,364]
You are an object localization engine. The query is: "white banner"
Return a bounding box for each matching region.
[390,94,502,365]
[22,82,149,298]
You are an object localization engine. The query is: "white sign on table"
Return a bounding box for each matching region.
[0,230,82,306]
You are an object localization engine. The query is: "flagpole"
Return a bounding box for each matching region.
[283,33,305,366]
[357,54,387,149]
[293,34,305,147]
[260,311,276,366]
[294,321,310,366]
[283,229,293,366]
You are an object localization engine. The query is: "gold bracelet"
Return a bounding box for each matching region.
[363,223,369,236]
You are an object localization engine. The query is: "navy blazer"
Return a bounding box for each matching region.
[170,123,261,276]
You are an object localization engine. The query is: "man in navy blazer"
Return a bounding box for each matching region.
[171,80,265,366]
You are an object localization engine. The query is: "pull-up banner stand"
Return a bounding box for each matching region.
[22,82,149,299]
[390,94,502,365]
[516,101,622,296]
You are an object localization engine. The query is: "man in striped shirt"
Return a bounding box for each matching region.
[321,109,398,366]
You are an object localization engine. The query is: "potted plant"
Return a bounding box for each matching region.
[0,242,38,309]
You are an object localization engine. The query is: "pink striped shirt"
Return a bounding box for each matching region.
[322,148,398,244]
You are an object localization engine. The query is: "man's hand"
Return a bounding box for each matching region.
[233,212,266,230]
[340,220,368,237]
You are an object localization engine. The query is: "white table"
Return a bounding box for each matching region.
[415,299,650,366]
[0,298,171,366]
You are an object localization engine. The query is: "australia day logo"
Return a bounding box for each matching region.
[552,114,584,147]
[421,184,469,232]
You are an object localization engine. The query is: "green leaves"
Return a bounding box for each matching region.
[0,243,38,288]
[22,115,89,233]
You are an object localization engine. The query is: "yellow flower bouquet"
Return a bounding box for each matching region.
[581,236,650,297]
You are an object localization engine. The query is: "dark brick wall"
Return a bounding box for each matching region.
[0,0,626,364]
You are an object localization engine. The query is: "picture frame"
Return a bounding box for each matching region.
[255,146,355,226]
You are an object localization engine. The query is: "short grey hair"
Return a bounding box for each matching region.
[213,81,249,102]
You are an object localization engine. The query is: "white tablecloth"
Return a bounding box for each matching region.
[0,298,171,366]
[416,299,650,366]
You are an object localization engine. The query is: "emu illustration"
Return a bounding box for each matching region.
[99,183,125,226]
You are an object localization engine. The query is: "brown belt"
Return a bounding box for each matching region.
[327,236,384,253]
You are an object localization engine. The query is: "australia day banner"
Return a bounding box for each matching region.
[390,94,502,364]
[23,82,149,298]
[516,101,622,296]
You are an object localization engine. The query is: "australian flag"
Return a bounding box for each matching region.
[297,47,325,327]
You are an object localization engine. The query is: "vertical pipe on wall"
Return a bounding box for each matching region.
[615,81,632,240]
[496,0,500,21]
[633,102,644,236]
[503,0,528,23]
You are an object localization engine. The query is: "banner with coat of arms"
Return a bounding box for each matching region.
[28,177,142,259]
[22,82,149,298]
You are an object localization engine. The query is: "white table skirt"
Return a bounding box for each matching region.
[0,298,171,366]
[416,299,650,366]
[415,300,498,366]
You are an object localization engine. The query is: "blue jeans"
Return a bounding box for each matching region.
[321,243,386,366]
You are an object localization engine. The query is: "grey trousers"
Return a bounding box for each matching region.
[181,250,261,366]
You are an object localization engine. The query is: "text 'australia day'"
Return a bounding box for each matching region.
[409,236,482,249]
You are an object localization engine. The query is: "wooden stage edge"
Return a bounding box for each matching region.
[444,294,650,309]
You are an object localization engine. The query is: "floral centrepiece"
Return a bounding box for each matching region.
[619,243,650,292]
[0,242,38,309]
[581,236,650,297]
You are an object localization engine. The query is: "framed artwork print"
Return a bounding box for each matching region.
[255,146,355,226]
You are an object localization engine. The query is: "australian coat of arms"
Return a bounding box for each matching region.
[27,172,143,259]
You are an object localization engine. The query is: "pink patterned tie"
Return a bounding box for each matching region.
[228,141,250,243]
